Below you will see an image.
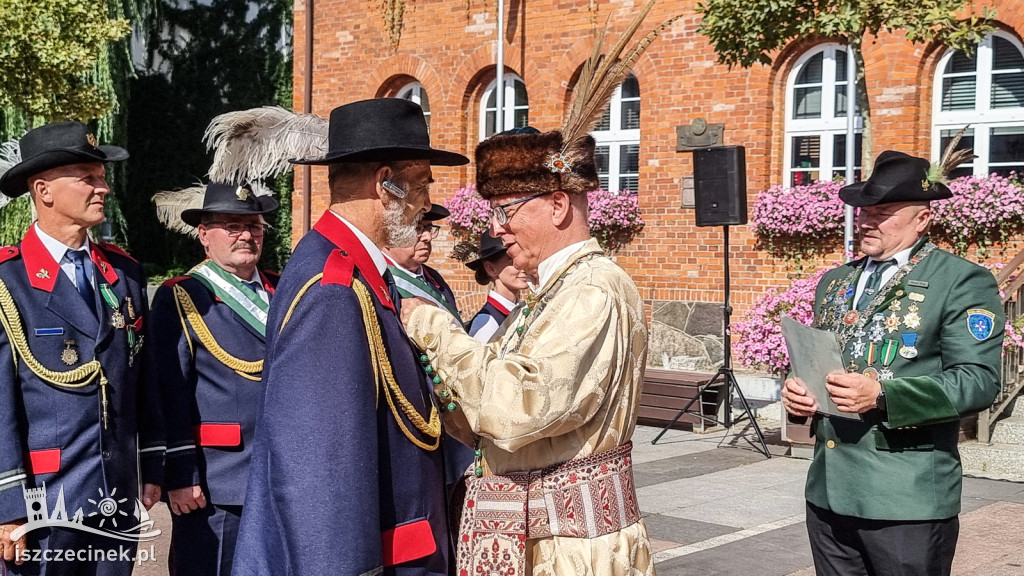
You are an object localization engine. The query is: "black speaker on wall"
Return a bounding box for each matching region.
[693,145,747,227]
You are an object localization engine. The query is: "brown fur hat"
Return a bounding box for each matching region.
[475,129,599,199]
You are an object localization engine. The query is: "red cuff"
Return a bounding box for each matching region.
[195,423,241,447]
[27,449,61,475]
[382,519,436,566]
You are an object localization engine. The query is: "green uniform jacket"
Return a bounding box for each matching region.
[806,241,1002,521]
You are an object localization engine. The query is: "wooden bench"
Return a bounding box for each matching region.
[638,368,726,433]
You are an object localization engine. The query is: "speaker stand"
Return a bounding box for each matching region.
[651,226,771,459]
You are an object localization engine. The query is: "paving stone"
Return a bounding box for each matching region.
[642,513,736,548]
[656,521,813,576]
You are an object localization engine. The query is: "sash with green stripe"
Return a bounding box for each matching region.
[387,265,461,319]
[189,260,269,337]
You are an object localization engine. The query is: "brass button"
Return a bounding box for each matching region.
[826,440,836,449]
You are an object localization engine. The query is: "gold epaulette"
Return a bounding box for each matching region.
[173,284,263,381]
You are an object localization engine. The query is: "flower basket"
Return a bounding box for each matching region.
[751,180,844,262]
[931,174,1024,257]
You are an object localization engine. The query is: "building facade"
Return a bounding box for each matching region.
[292,0,1024,373]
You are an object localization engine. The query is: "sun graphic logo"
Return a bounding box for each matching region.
[87,487,129,529]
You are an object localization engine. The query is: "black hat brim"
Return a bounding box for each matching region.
[181,196,280,227]
[289,145,469,167]
[423,204,450,221]
[465,245,508,270]
[839,180,953,207]
[0,145,129,198]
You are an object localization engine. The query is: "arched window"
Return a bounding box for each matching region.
[784,44,864,186]
[933,32,1024,178]
[480,75,528,140]
[592,74,640,193]
[397,82,431,131]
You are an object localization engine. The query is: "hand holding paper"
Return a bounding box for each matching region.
[780,315,862,421]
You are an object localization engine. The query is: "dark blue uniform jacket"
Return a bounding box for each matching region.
[232,212,450,576]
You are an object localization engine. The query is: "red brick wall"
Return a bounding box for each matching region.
[292,0,1024,319]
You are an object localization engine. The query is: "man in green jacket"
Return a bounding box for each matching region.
[783,150,1003,576]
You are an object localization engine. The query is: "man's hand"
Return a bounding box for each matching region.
[0,520,27,565]
[826,372,883,414]
[142,483,161,511]
[168,485,207,515]
[399,296,434,327]
[782,377,818,418]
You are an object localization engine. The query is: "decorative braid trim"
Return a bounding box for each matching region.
[174,284,263,377]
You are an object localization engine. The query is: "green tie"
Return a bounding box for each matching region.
[856,259,896,311]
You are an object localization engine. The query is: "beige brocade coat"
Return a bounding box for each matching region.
[407,239,654,576]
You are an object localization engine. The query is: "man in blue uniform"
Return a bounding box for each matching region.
[384,204,459,317]
[783,151,1004,576]
[149,182,279,576]
[0,121,163,575]
[232,98,468,576]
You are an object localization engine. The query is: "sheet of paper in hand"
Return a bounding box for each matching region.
[781,315,862,421]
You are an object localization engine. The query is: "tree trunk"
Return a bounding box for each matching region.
[851,35,873,176]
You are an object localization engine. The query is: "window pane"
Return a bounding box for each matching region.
[993,37,1024,70]
[990,126,1024,164]
[621,100,640,130]
[948,166,974,180]
[992,72,1024,108]
[513,80,528,106]
[619,175,639,192]
[599,176,610,189]
[835,86,849,117]
[942,76,976,110]
[792,136,820,169]
[945,50,977,74]
[485,111,496,138]
[796,53,823,84]
[794,87,822,119]
[619,144,639,173]
[621,75,640,99]
[835,49,848,82]
[594,108,611,131]
[486,88,496,108]
[832,133,863,171]
[513,108,529,129]
[418,89,430,112]
[939,128,975,170]
[595,146,610,175]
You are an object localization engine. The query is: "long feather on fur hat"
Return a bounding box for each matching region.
[205,106,328,184]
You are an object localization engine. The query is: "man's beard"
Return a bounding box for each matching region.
[384,196,419,248]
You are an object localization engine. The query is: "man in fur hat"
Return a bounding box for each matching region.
[0,121,162,575]
[149,182,279,576]
[401,124,653,574]
[231,98,468,576]
[782,150,1003,576]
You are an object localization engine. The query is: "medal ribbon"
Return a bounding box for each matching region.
[189,260,269,336]
[880,339,899,367]
[866,342,877,364]
[387,265,461,319]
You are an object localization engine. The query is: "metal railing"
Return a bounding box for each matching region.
[979,250,1024,443]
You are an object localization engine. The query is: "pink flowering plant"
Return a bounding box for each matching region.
[751,181,845,262]
[443,185,645,253]
[733,268,828,374]
[930,174,1024,257]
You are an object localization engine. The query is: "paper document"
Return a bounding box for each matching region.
[780,315,862,420]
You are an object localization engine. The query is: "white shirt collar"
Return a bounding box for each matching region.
[865,243,915,270]
[35,223,89,261]
[328,210,387,277]
[488,289,517,309]
[532,240,589,292]
[383,253,423,277]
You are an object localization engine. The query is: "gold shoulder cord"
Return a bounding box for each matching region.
[173,284,263,381]
[0,277,111,428]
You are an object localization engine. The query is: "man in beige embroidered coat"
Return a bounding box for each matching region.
[403,126,652,575]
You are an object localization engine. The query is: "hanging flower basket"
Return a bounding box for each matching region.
[930,173,1024,257]
[751,180,844,262]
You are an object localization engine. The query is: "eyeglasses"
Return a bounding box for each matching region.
[490,192,553,225]
[205,221,270,237]
[417,223,441,238]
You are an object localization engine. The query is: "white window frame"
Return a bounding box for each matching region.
[592,74,640,193]
[783,44,864,186]
[932,32,1024,176]
[479,75,528,141]
[397,82,430,130]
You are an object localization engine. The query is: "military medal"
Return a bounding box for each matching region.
[110,310,126,329]
[125,296,136,320]
[885,312,901,334]
[903,311,921,330]
[868,314,885,342]
[863,367,879,380]
[878,368,894,380]
[888,299,902,312]
[844,310,859,324]
[879,339,898,380]
[865,341,878,365]
[851,339,867,358]
[60,340,79,365]
[899,333,919,359]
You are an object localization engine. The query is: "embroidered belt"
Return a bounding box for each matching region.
[456,442,640,574]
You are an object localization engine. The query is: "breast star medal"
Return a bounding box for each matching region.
[61,340,79,366]
[110,310,126,330]
[902,311,921,330]
[885,312,901,334]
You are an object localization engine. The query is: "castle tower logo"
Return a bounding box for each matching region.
[10,483,161,542]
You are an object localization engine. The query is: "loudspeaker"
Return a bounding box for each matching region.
[693,145,747,227]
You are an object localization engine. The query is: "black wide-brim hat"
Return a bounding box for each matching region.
[290,98,469,167]
[466,231,508,271]
[423,204,449,222]
[839,150,953,207]
[181,182,279,226]
[0,121,129,198]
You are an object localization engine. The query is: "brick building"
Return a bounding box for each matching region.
[291,0,1024,374]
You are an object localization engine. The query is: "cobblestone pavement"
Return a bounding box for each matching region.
[134,420,1024,575]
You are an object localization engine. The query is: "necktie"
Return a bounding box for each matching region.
[855,259,896,311]
[67,250,95,307]
[383,270,402,315]
[245,281,266,304]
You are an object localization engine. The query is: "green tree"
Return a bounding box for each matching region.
[696,0,995,172]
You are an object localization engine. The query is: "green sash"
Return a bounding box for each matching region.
[387,265,460,319]
[189,260,269,336]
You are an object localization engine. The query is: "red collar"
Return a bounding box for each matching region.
[21,226,119,292]
[487,294,512,316]
[312,212,393,311]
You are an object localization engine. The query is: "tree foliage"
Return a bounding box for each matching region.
[0,0,131,122]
